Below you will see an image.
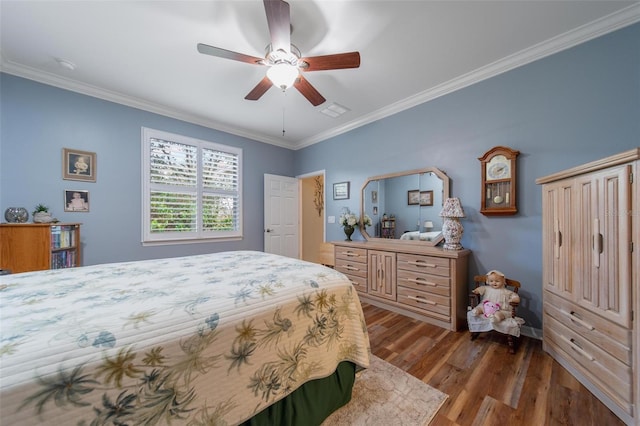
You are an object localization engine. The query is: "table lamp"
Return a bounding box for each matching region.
[439,198,465,250]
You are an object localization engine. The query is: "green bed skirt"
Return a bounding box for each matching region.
[240,361,356,426]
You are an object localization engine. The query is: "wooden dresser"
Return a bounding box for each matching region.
[537,148,639,425]
[334,240,470,331]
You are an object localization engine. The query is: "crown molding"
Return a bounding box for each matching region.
[2,3,638,151]
[0,58,296,149]
[295,3,640,150]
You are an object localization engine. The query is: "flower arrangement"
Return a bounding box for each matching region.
[338,211,358,228]
[338,210,373,228]
[339,209,372,241]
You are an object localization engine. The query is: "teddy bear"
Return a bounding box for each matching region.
[470,269,520,323]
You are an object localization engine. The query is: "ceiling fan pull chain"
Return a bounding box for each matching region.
[282,106,286,137]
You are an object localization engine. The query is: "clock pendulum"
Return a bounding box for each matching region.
[493,182,504,204]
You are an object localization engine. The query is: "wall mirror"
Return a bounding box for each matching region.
[360,167,450,246]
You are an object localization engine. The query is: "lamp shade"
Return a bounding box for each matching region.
[267,63,299,90]
[439,197,465,218]
[424,220,434,229]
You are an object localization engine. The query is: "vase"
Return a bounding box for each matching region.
[33,212,54,223]
[343,225,355,241]
[4,207,29,223]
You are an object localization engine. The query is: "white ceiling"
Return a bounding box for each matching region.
[1,1,639,150]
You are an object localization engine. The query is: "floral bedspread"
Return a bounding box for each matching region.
[0,251,371,425]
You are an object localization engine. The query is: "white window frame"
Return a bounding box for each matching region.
[141,127,243,245]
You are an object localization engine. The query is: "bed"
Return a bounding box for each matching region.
[0,250,371,425]
[399,230,441,241]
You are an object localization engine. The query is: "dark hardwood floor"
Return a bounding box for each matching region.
[361,303,625,426]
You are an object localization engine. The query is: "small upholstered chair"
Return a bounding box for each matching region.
[467,274,524,353]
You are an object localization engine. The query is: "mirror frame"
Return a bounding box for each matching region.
[360,167,450,246]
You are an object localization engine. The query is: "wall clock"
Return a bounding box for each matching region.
[479,146,520,216]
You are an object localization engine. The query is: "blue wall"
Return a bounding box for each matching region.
[1,23,638,330]
[296,22,640,330]
[0,75,295,265]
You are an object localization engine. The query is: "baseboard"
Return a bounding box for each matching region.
[520,325,543,340]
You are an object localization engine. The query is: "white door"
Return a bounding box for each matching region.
[264,174,299,258]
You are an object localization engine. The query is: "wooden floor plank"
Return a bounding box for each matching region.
[361,303,625,426]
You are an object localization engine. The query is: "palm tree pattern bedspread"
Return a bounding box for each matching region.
[0,250,371,425]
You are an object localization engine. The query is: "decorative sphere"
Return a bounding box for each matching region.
[4,207,29,223]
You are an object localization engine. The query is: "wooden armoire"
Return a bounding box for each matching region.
[537,148,639,425]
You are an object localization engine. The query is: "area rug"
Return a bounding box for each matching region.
[322,355,448,426]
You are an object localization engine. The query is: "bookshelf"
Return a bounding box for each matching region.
[0,223,81,273]
[381,218,395,239]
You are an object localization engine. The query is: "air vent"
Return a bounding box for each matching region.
[320,103,350,118]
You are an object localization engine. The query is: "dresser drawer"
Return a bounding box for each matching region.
[397,286,450,321]
[544,292,631,365]
[335,258,367,279]
[544,315,632,409]
[397,253,450,277]
[335,246,367,262]
[397,269,450,297]
[343,273,367,293]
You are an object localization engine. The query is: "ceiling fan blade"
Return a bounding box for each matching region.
[245,76,273,101]
[263,0,290,53]
[197,43,265,65]
[300,52,360,71]
[294,75,326,106]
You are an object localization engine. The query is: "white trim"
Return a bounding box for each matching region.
[520,325,542,341]
[295,4,640,149]
[141,127,243,244]
[296,169,327,242]
[2,4,638,150]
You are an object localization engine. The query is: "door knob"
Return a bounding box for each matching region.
[265,228,274,233]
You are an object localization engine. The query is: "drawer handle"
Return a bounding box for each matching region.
[560,309,595,331]
[409,260,437,268]
[345,265,360,272]
[407,295,436,305]
[341,251,361,258]
[563,336,595,361]
[408,277,437,286]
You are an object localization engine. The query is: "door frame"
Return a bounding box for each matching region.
[297,170,326,258]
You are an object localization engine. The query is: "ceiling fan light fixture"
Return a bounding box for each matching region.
[267,62,299,91]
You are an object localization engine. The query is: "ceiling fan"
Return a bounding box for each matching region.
[197,0,360,106]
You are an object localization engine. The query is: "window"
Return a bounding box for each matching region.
[142,127,242,244]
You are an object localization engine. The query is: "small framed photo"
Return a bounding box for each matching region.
[63,148,96,182]
[333,182,350,200]
[373,206,378,216]
[64,190,90,212]
[371,190,378,204]
[420,190,434,206]
[407,189,419,205]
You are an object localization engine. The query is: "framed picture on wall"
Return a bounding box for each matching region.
[407,189,419,205]
[420,190,434,206]
[64,190,90,212]
[63,148,96,182]
[333,182,350,200]
[371,190,378,203]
